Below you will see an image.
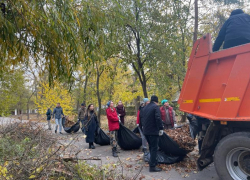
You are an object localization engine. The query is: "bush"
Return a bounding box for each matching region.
[74,161,122,180]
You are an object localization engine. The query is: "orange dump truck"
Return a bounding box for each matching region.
[178,34,250,180]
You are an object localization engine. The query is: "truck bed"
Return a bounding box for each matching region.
[178,34,250,121]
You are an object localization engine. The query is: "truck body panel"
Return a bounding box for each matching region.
[178,34,250,121]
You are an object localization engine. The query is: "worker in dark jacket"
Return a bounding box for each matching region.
[53,103,64,134]
[213,9,250,52]
[83,104,99,149]
[141,95,164,172]
[116,101,126,125]
[46,107,52,130]
[78,103,86,128]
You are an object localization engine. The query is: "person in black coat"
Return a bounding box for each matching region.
[46,108,52,130]
[83,104,99,149]
[213,9,250,52]
[141,95,164,172]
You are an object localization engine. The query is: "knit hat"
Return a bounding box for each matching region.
[107,101,111,107]
[143,98,149,103]
[161,99,168,105]
[81,103,86,106]
[230,9,244,16]
[151,95,159,103]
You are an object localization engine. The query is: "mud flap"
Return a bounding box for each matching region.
[197,122,222,170]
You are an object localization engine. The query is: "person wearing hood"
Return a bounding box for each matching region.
[160,99,176,130]
[137,98,150,153]
[78,103,86,128]
[137,98,150,127]
[53,103,64,134]
[213,9,250,51]
[116,101,126,125]
[106,101,120,157]
[46,107,52,130]
[83,104,99,149]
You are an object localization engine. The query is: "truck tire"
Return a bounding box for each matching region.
[214,132,250,180]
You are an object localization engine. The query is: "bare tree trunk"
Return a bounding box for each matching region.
[193,0,198,44]
[128,1,149,99]
[109,61,118,100]
[27,103,29,120]
[134,96,141,115]
[83,71,91,102]
[76,99,79,112]
[142,81,148,98]
[96,68,103,126]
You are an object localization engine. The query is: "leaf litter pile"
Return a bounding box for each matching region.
[157,124,199,177]
[64,116,76,127]
[165,124,197,152]
[158,152,199,177]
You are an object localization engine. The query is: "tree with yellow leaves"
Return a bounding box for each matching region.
[35,82,74,116]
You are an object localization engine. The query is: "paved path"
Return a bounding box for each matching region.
[0,117,220,180]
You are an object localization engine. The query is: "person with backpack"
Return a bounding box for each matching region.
[53,103,64,134]
[83,104,99,149]
[160,99,176,129]
[46,107,52,130]
[106,101,120,157]
[116,101,126,125]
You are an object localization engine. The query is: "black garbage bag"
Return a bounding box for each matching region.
[62,117,66,127]
[62,117,80,133]
[159,132,187,156]
[94,128,110,146]
[132,126,139,134]
[117,124,142,150]
[144,151,184,164]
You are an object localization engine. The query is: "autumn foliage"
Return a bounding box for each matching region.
[35,82,74,115]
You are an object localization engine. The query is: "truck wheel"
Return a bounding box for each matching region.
[214,132,250,180]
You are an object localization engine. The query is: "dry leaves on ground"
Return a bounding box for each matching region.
[159,152,199,175]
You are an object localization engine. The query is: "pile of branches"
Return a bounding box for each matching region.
[165,124,196,152]
[0,121,77,179]
[0,121,132,180]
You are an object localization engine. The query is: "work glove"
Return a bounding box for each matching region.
[174,123,178,128]
[118,116,121,123]
[159,130,164,136]
[137,124,139,127]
